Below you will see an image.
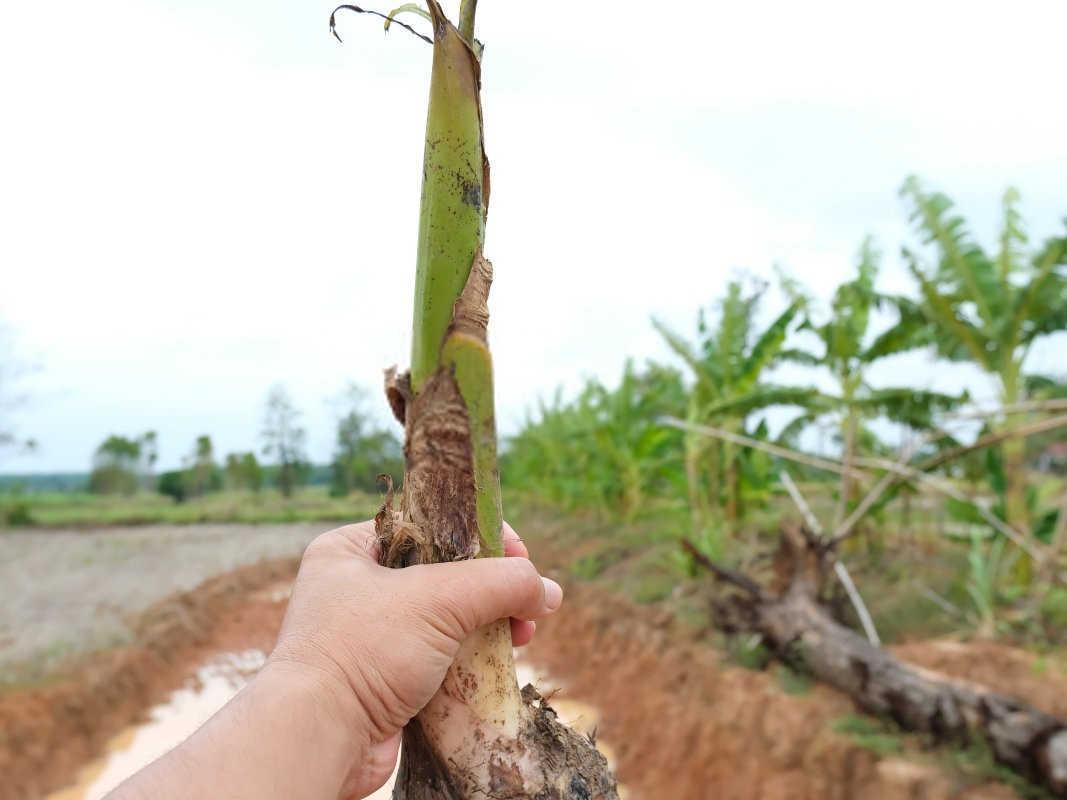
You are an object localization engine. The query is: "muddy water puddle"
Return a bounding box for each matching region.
[47,650,266,800]
[49,656,619,799]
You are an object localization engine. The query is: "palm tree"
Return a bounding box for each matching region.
[654,279,818,535]
[898,177,1067,574]
[785,237,964,527]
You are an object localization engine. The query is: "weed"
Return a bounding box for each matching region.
[831,714,904,756]
[1041,588,1067,633]
[774,664,811,695]
[726,634,771,672]
[946,737,1053,800]
[569,547,626,581]
[633,572,677,604]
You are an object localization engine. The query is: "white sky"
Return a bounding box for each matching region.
[2,0,1066,472]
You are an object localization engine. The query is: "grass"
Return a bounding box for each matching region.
[0,487,381,528]
[774,664,812,695]
[508,489,991,644]
[831,714,904,756]
[832,713,1056,798]
[947,737,1055,800]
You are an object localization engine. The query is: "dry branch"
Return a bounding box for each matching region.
[662,413,1067,560]
[778,470,880,645]
[660,417,869,478]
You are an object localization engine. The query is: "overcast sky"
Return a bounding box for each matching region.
[2,1,1066,472]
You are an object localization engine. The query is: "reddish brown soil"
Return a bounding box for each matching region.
[523,583,1031,800]
[0,558,299,800]
[4,554,1065,799]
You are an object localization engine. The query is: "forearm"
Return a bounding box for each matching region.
[109,662,367,800]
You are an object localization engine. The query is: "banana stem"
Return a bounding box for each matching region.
[375,4,617,795]
[458,0,478,44]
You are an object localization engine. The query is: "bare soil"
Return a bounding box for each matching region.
[4,522,1067,799]
[0,522,324,684]
[0,558,298,800]
[522,582,1041,800]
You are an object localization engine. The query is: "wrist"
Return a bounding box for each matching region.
[252,660,371,790]
[114,658,372,800]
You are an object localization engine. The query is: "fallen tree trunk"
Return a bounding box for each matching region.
[687,529,1067,796]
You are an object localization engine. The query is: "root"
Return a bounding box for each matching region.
[392,682,617,799]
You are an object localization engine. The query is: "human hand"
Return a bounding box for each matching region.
[266,520,562,798]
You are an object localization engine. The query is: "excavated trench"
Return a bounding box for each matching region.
[0,557,1046,799]
[44,656,615,800]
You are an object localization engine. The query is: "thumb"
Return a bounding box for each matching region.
[405,557,563,640]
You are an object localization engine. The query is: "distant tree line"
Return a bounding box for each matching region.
[87,383,401,502]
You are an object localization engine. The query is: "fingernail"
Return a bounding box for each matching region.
[542,577,563,611]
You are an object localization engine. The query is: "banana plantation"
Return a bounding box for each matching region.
[499,179,1067,794]
[504,178,1067,637]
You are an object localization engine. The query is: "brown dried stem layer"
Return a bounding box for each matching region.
[376,258,616,797]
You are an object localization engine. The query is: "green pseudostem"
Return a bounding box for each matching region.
[347,4,619,796]
[410,0,501,558]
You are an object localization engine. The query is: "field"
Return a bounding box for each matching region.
[0,487,379,528]
[0,521,328,687]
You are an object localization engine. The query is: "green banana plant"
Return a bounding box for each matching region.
[653,279,819,534]
[783,237,965,528]
[337,2,617,796]
[896,177,1067,581]
[504,361,687,518]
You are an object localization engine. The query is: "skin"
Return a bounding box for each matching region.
[108,520,560,800]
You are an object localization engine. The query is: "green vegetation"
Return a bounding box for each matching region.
[897,179,1067,582]
[504,178,1067,642]
[88,432,157,495]
[505,361,686,520]
[328,384,402,497]
[831,714,904,756]
[946,738,1055,800]
[653,279,814,540]
[784,238,964,533]
[224,452,265,493]
[833,713,1054,799]
[0,377,403,528]
[261,384,310,497]
[774,664,813,695]
[0,486,378,527]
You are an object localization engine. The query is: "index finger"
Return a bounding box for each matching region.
[313,521,380,562]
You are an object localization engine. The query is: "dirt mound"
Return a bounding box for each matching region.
[523,584,1017,800]
[0,559,299,800]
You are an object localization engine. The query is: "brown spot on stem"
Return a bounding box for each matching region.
[384,366,411,424]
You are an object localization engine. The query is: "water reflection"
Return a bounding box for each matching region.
[49,656,614,800]
[47,651,265,800]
